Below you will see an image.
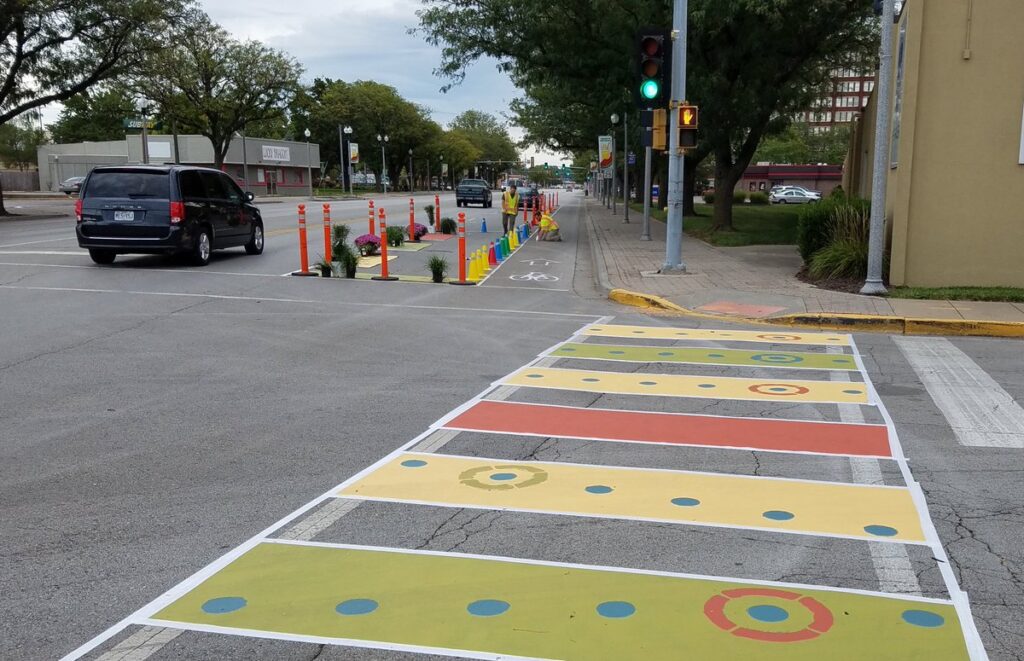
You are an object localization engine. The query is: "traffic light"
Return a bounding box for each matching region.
[634,28,672,108]
[679,104,698,149]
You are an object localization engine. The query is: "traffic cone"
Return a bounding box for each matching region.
[501,235,510,256]
[496,240,504,262]
[488,241,497,266]
[469,251,479,281]
[483,248,492,272]
[480,218,487,233]
[509,229,518,251]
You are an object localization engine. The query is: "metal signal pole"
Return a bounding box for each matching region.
[662,0,688,272]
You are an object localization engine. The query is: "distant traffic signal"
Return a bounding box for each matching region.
[634,28,672,108]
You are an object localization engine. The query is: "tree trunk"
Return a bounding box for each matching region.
[712,154,739,232]
[0,178,9,216]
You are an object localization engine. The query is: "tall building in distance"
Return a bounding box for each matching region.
[796,67,876,132]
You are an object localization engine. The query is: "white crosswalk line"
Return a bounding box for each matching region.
[895,337,1024,448]
[95,626,182,661]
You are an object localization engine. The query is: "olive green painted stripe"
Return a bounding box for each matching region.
[552,343,859,371]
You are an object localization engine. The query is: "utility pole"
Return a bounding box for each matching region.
[611,133,617,215]
[641,145,653,240]
[623,112,630,223]
[337,125,345,192]
[662,0,688,272]
[240,130,248,192]
[861,0,896,295]
[140,105,150,165]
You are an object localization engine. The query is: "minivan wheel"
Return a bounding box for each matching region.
[191,229,212,266]
[245,222,264,255]
[88,249,116,265]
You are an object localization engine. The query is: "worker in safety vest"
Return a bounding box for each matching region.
[501,184,520,235]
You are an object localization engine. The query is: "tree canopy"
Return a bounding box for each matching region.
[48,87,138,144]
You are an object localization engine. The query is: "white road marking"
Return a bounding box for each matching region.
[0,261,290,278]
[0,237,77,248]
[279,498,362,542]
[895,336,1024,448]
[0,250,81,255]
[829,347,923,596]
[94,626,182,661]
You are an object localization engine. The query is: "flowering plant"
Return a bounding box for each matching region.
[408,223,429,240]
[354,233,381,256]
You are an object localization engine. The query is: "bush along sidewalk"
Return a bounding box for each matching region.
[427,255,448,283]
[440,217,457,234]
[797,196,881,282]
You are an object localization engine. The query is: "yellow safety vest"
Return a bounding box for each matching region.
[503,190,520,213]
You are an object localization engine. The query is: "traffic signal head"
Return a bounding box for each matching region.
[634,28,672,108]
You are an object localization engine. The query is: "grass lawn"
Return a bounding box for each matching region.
[629,202,800,247]
[887,286,1024,303]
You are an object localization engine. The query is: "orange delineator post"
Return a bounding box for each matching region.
[368,200,376,236]
[373,207,397,281]
[434,194,441,232]
[409,197,418,242]
[322,203,332,263]
[556,191,559,208]
[450,211,473,285]
[292,204,314,276]
[522,198,528,224]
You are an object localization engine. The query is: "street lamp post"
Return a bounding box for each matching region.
[612,113,630,223]
[304,128,313,198]
[377,134,389,194]
[343,126,354,195]
[408,148,414,193]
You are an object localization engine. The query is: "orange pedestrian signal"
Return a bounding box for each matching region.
[679,104,699,150]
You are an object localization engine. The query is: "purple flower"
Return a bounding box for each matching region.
[355,233,381,255]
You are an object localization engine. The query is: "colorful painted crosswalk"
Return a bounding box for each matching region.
[582,324,852,346]
[504,366,870,404]
[153,542,968,661]
[442,400,893,458]
[339,453,924,542]
[551,342,860,370]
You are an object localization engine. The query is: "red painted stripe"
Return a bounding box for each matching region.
[445,401,891,458]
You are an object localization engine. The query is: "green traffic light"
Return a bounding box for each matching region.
[640,79,660,100]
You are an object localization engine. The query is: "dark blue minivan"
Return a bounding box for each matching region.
[76,165,264,266]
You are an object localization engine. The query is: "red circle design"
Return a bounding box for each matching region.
[703,587,834,643]
[748,383,811,396]
[756,333,802,341]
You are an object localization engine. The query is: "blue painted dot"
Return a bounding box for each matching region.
[609,350,626,355]
[902,610,945,628]
[467,599,510,617]
[865,524,899,537]
[698,384,717,389]
[596,601,636,618]
[747,605,790,623]
[763,510,795,521]
[639,381,658,386]
[586,485,613,494]
[561,347,576,352]
[583,377,600,383]
[708,354,725,358]
[202,597,247,614]
[490,472,517,481]
[336,599,379,616]
[833,358,849,363]
[676,332,689,336]
[671,497,701,507]
[401,459,427,468]
[526,373,544,379]
[844,389,862,394]
[658,352,674,357]
[769,387,788,392]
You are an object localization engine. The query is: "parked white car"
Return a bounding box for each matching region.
[770,189,820,205]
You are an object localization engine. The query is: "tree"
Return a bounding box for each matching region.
[448,110,518,164]
[754,123,853,165]
[49,87,138,144]
[132,9,302,168]
[430,130,481,186]
[0,0,184,214]
[417,0,875,229]
[0,113,45,170]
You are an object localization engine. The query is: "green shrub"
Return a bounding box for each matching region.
[808,203,872,279]
[427,255,448,283]
[748,192,769,205]
[423,204,435,226]
[385,225,404,247]
[797,197,841,263]
[334,243,359,278]
[440,217,457,234]
[702,192,715,204]
[331,223,350,257]
[315,256,332,277]
[733,190,747,204]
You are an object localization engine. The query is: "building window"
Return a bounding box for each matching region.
[256,168,265,183]
[864,81,875,92]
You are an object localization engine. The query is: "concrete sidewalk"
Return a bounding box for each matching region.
[584,198,1024,334]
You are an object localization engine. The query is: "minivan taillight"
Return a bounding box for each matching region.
[170,201,185,224]
[74,199,83,222]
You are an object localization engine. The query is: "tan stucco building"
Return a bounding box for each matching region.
[845,0,1024,287]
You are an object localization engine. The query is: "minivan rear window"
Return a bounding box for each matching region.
[84,171,170,199]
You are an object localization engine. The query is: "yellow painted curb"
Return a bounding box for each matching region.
[608,288,1024,339]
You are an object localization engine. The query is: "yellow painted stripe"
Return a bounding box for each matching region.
[340,453,925,543]
[583,324,852,346]
[154,542,968,660]
[504,367,870,404]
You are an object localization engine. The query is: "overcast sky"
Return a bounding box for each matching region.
[202,0,563,164]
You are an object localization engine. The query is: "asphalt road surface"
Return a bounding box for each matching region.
[1,192,1021,660]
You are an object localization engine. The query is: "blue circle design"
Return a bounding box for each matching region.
[865,524,899,537]
[609,350,626,355]
[401,459,427,468]
[526,373,544,379]
[658,352,674,357]
[336,599,379,616]
[698,384,716,389]
[596,601,636,618]
[490,472,517,481]
[902,610,945,628]
[833,358,850,363]
[639,381,658,386]
[671,497,701,507]
[202,597,247,614]
[467,599,510,617]
[586,485,613,494]
[844,389,862,394]
[583,377,600,383]
[769,387,788,392]
[708,353,725,358]
[763,510,795,521]
[561,347,576,352]
[633,331,645,334]
[747,605,790,623]
[752,353,803,364]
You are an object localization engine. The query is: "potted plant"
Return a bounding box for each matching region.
[354,233,381,256]
[385,225,404,247]
[427,255,448,283]
[332,223,351,256]
[439,217,457,234]
[423,204,435,228]
[405,223,429,241]
[335,244,359,278]
[315,256,333,277]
